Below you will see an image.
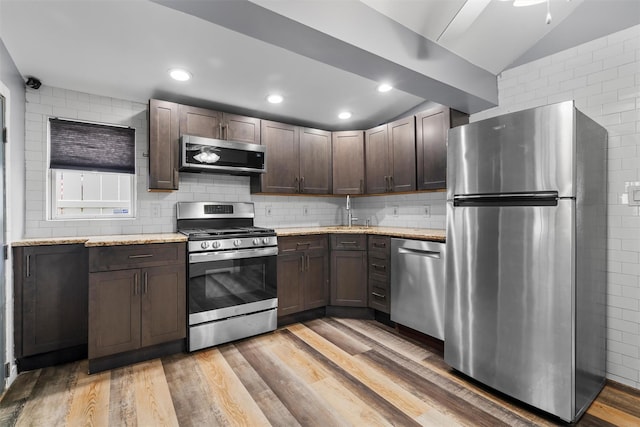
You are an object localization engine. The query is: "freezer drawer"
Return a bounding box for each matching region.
[390,239,445,340]
[445,199,575,421]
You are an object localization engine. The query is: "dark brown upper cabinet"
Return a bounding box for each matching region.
[149,101,262,191]
[253,120,331,194]
[332,130,365,195]
[148,99,179,191]
[179,104,223,139]
[416,106,469,190]
[178,105,261,145]
[365,116,416,194]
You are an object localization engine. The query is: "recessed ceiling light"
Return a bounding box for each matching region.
[338,111,352,120]
[377,83,393,93]
[267,94,283,104]
[168,68,191,82]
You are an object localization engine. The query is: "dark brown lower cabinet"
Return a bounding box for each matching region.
[330,235,367,307]
[367,236,391,313]
[88,242,186,371]
[13,244,88,370]
[89,264,185,359]
[277,236,329,317]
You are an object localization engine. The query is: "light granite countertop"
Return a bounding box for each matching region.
[12,227,445,247]
[275,226,446,242]
[12,233,187,247]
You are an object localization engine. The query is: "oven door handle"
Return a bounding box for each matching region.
[189,246,278,263]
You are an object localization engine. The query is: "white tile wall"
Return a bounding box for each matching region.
[472,25,640,389]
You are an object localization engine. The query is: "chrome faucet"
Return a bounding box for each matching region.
[346,195,358,227]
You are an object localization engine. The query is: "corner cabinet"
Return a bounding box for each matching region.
[332,130,365,194]
[277,235,329,317]
[253,121,331,194]
[149,99,179,190]
[13,244,88,371]
[365,116,416,194]
[416,107,469,190]
[88,242,186,372]
[330,235,368,307]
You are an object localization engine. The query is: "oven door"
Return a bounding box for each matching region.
[188,246,277,326]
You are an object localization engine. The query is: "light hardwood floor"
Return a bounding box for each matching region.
[1,317,639,426]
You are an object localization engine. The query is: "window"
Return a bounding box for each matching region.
[48,118,136,220]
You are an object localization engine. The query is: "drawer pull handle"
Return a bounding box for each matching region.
[143,272,148,294]
[128,254,154,259]
[340,241,358,245]
[372,292,386,299]
[296,242,311,248]
[26,255,31,278]
[372,263,386,271]
[373,243,386,248]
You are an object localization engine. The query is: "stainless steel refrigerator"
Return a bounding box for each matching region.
[445,101,607,422]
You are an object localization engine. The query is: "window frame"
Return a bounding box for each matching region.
[46,117,137,221]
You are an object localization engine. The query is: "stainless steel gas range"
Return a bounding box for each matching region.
[177,202,278,352]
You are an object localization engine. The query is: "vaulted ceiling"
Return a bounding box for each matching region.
[1,0,637,130]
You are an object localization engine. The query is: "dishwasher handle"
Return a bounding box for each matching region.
[397,246,441,259]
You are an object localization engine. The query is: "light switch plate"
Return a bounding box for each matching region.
[628,185,640,206]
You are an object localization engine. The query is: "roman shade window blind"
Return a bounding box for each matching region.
[49,118,135,174]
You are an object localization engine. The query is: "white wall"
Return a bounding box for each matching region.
[472,25,640,389]
[1,36,26,387]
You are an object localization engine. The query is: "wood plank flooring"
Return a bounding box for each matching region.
[2,317,639,426]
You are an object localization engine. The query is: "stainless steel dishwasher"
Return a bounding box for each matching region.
[391,238,445,340]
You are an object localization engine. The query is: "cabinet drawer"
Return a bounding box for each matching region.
[89,242,185,272]
[369,279,389,313]
[368,235,390,256]
[331,234,366,251]
[278,235,328,253]
[368,255,389,281]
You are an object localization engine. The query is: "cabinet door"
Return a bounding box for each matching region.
[299,128,332,194]
[18,245,88,357]
[149,99,179,190]
[365,124,390,194]
[277,252,304,317]
[416,107,449,190]
[261,120,300,193]
[304,250,329,309]
[141,264,186,347]
[389,116,416,192]
[178,104,223,139]
[332,130,364,194]
[89,269,141,359]
[222,113,261,144]
[330,251,367,307]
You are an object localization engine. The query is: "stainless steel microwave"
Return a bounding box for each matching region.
[180,134,266,175]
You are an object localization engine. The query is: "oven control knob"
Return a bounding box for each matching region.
[234,239,242,247]
[200,241,210,250]
[262,237,270,245]
[212,241,221,249]
[253,238,260,245]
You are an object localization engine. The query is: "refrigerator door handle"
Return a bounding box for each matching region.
[453,191,558,207]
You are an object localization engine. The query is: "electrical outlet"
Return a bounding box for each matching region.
[392,205,399,217]
[151,203,161,218]
[424,205,431,218]
[302,205,309,216]
[265,205,272,216]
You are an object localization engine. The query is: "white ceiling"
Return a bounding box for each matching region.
[0,0,638,130]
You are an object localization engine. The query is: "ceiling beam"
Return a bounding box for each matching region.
[152,0,498,114]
